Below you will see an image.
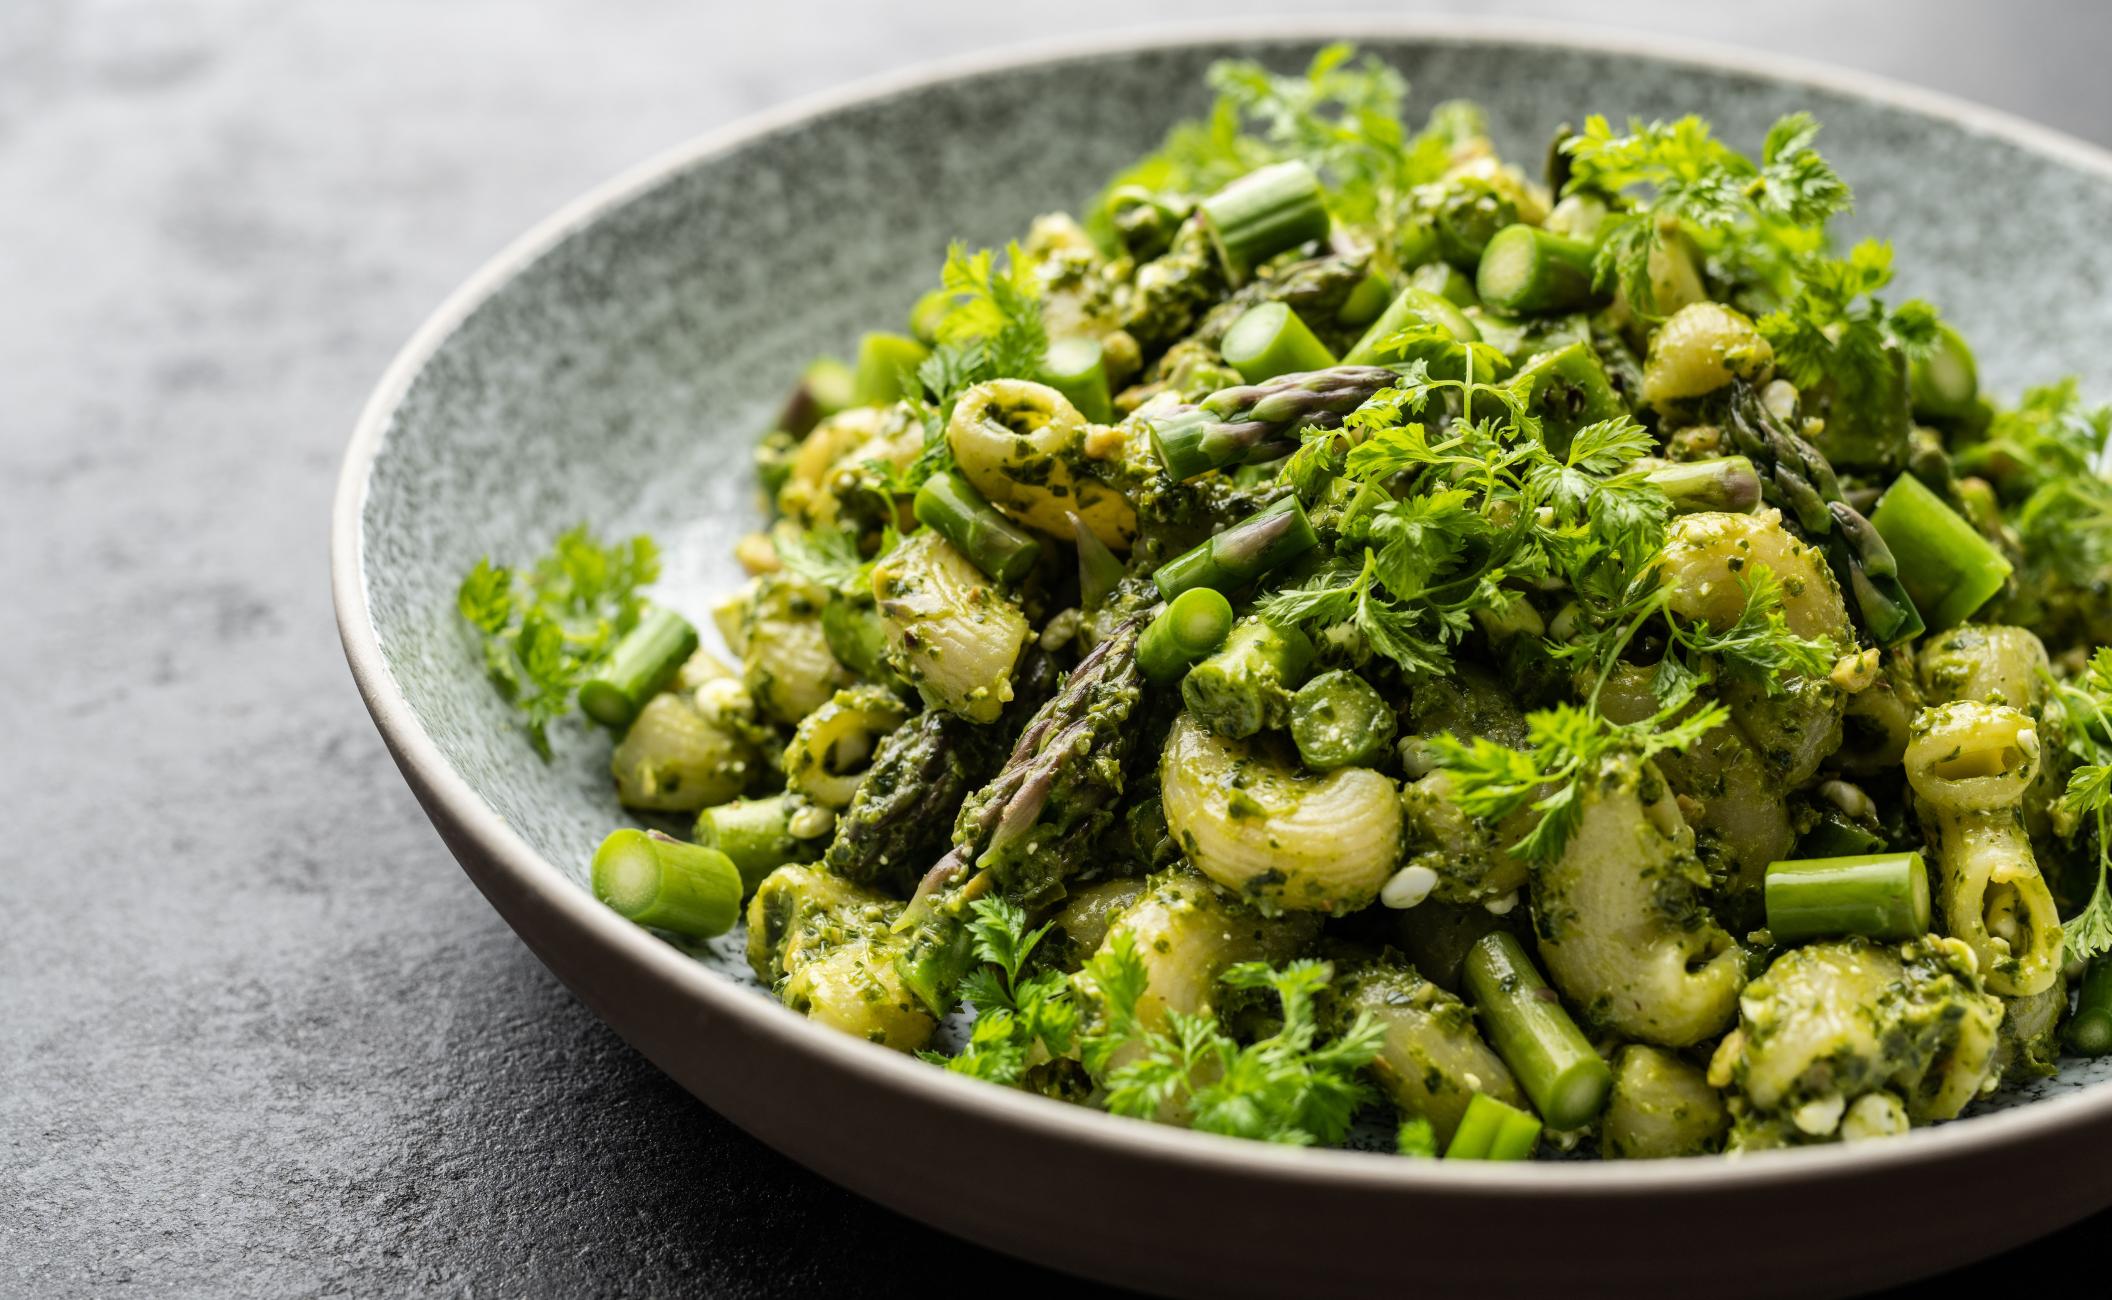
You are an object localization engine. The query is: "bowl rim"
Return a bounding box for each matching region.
[333,14,2112,1195]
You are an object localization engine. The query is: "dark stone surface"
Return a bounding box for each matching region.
[3,2,2107,1294]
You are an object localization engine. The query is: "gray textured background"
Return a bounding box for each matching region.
[5,1,2110,1295]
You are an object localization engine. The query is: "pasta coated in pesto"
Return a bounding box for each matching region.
[484,45,2112,1162]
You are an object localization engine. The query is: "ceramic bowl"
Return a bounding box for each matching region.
[335,20,2112,1297]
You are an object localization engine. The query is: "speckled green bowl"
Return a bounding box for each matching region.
[335,20,2112,1297]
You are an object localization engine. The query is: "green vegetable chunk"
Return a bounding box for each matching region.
[851,331,929,406]
[1150,366,1401,481]
[2068,957,2112,1056]
[1181,615,1316,739]
[1152,496,1320,599]
[1909,321,1979,421]
[1475,223,1602,314]
[1044,336,1112,423]
[1444,1092,1542,1160]
[1644,457,1762,515]
[1290,670,1396,770]
[1503,341,1624,450]
[1199,160,1332,282]
[1220,302,1339,383]
[592,829,743,940]
[694,793,827,895]
[1138,588,1236,683]
[1408,260,1477,308]
[1869,473,2013,631]
[912,471,1043,585]
[1461,931,1612,1131]
[579,606,699,730]
[1342,286,1479,365]
[1764,853,1931,944]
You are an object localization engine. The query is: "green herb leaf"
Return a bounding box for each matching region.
[1080,944,1385,1146]
[456,526,660,759]
[1431,694,1731,866]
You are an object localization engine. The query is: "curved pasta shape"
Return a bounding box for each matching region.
[1918,624,2050,716]
[871,530,1029,724]
[1712,938,2000,1140]
[1073,870,1317,1084]
[782,685,910,808]
[1160,713,1404,913]
[1043,877,1152,972]
[1640,301,1773,411]
[1918,624,2067,853]
[1658,509,1848,783]
[1833,654,1918,775]
[777,406,898,526]
[608,691,759,812]
[738,573,851,725]
[1531,756,1745,1047]
[1335,955,1524,1144]
[1597,665,1791,917]
[1904,701,2062,996]
[1602,1044,1728,1160]
[947,379,1136,549]
[746,864,934,1051]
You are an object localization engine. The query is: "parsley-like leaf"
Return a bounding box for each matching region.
[2046,649,2112,961]
[456,526,659,759]
[1431,693,1730,865]
[1079,937,1385,1146]
[1562,112,1854,318]
[929,896,1080,1088]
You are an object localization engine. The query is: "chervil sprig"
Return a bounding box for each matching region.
[925,896,1080,1087]
[1263,370,1667,679]
[1080,935,1386,1146]
[456,526,659,759]
[1094,42,1453,261]
[2047,649,2112,962]
[1560,111,1853,316]
[1430,692,1732,866]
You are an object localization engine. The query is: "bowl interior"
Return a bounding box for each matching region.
[354,30,2112,1128]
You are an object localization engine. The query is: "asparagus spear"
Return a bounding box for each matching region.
[592,829,743,940]
[913,471,1042,584]
[770,356,856,440]
[1199,161,1331,282]
[1475,224,1603,314]
[823,709,1004,896]
[1136,588,1235,682]
[1721,382,1925,645]
[1409,261,1478,309]
[1186,253,1377,353]
[1763,852,1930,944]
[1044,336,1113,423]
[1150,365,1401,482]
[1644,457,1763,515]
[1120,220,1228,353]
[1182,615,1315,739]
[2068,957,2112,1056]
[1868,473,2012,631]
[1444,1092,1542,1160]
[1462,931,1612,1131]
[579,607,699,730]
[895,618,1145,1012]
[1151,496,1320,598]
[1070,510,1124,610]
[852,331,929,406]
[694,793,829,894]
[1221,303,1338,383]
